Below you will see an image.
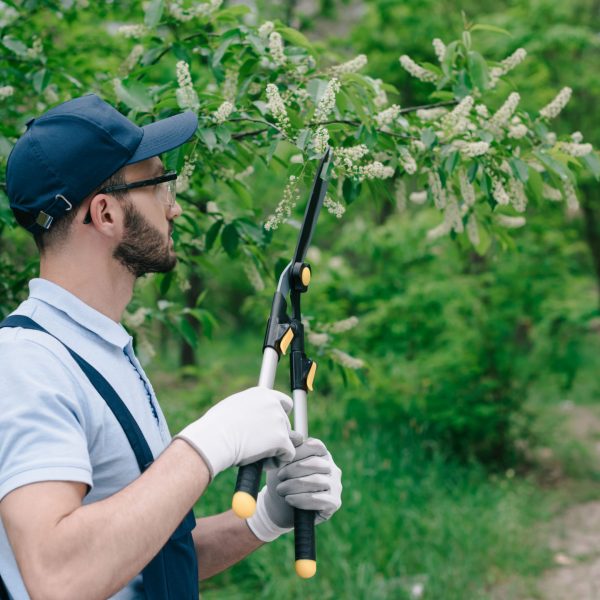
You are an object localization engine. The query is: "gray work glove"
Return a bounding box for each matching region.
[246,437,343,542]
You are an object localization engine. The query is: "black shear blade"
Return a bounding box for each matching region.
[292,148,332,265]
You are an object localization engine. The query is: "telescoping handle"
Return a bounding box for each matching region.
[231,347,280,519]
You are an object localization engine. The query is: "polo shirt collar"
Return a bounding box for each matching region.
[28,278,132,350]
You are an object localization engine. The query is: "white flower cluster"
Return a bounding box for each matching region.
[475,104,490,118]
[432,38,446,63]
[467,214,480,246]
[489,48,527,88]
[497,215,526,228]
[222,68,238,102]
[121,44,144,74]
[371,78,388,109]
[489,92,520,132]
[329,316,359,333]
[330,348,364,370]
[452,140,490,158]
[543,184,562,201]
[399,148,417,174]
[428,170,446,209]
[313,78,341,123]
[335,144,370,169]
[266,83,291,134]
[175,61,200,111]
[117,24,147,38]
[331,54,368,76]
[44,85,59,104]
[125,307,151,328]
[0,3,19,29]
[444,197,464,233]
[459,169,476,206]
[265,175,299,230]
[268,31,286,66]
[258,21,274,39]
[358,162,395,181]
[555,142,593,157]
[27,38,43,60]
[168,0,222,22]
[540,87,572,119]
[563,180,579,212]
[213,101,234,124]
[508,120,528,139]
[374,104,401,128]
[312,126,330,154]
[491,176,510,205]
[243,260,265,292]
[308,331,329,347]
[572,131,584,143]
[441,95,473,134]
[324,195,346,219]
[0,86,14,100]
[176,154,197,193]
[409,190,427,204]
[399,55,438,83]
[416,107,448,121]
[508,177,527,212]
[395,179,407,212]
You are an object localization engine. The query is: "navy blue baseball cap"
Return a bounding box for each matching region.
[5,93,198,234]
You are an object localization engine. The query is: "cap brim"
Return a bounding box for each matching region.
[126,110,198,165]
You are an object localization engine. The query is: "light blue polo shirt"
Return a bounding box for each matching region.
[0,278,173,599]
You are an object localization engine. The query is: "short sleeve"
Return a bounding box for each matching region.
[0,336,93,501]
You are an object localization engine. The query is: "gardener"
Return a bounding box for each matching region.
[0,94,342,600]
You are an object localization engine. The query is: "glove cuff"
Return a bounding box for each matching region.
[246,488,292,542]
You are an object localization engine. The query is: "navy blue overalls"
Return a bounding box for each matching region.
[0,315,199,600]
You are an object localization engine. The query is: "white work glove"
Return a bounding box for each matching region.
[247,437,343,542]
[175,386,296,480]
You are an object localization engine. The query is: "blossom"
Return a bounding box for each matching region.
[508,123,528,139]
[330,348,364,369]
[399,149,417,174]
[441,96,474,134]
[258,21,274,38]
[308,331,329,347]
[265,175,299,230]
[416,107,448,121]
[331,54,367,76]
[543,184,562,202]
[459,169,476,206]
[175,61,199,111]
[375,104,401,128]
[571,131,584,143]
[563,179,579,211]
[266,83,291,134]
[555,142,593,157]
[117,24,147,38]
[491,176,510,205]
[323,195,346,219]
[0,86,14,100]
[26,38,43,60]
[540,87,572,119]
[395,179,407,212]
[428,171,446,209]
[399,55,438,83]
[370,78,388,108]
[168,0,222,21]
[176,154,196,193]
[508,177,527,212]
[329,316,359,333]
[475,104,490,118]
[357,161,394,181]
[243,260,265,292]
[467,214,480,246]
[497,215,526,228]
[312,126,330,154]
[121,44,144,74]
[222,68,238,102]
[489,92,520,131]
[432,38,446,63]
[427,221,450,240]
[313,78,341,123]
[125,307,151,328]
[409,190,427,205]
[444,196,463,233]
[452,140,490,158]
[213,101,234,124]
[268,31,286,66]
[489,48,527,87]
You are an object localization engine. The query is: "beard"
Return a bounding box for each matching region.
[113,200,177,278]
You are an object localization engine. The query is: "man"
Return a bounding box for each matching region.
[0,94,342,599]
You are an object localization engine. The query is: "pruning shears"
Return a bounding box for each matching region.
[231,147,332,579]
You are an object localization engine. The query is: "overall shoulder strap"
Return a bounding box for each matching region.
[0,315,155,472]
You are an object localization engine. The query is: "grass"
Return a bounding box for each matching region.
[145,329,600,600]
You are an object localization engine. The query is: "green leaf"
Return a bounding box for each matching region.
[467,51,489,92]
[444,151,460,175]
[421,129,437,149]
[144,0,164,28]
[470,24,512,37]
[581,152,600,181]
[221,223,239,257]
[279,27,314,52]
[526,168,544,201]
[205,220,223,251]
[178,316,198,349]
[159,271,174,295]
[441,41,459,77]
[342,178,361,205]
[2,36,28,56]
[307,79,329,105]
[199,128,218,150]
[214,5,251,20]
[534,150,572,181]
[114,79,153,112]
[474,221,491,255]
[32,69,50,94]
[509,158,529,183]
[0,135,13,158]
[295,128,310,151]
[467,161,479,182]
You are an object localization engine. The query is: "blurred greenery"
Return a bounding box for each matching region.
[2,0,600,597]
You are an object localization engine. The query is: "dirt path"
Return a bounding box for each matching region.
[537,403,600,599]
